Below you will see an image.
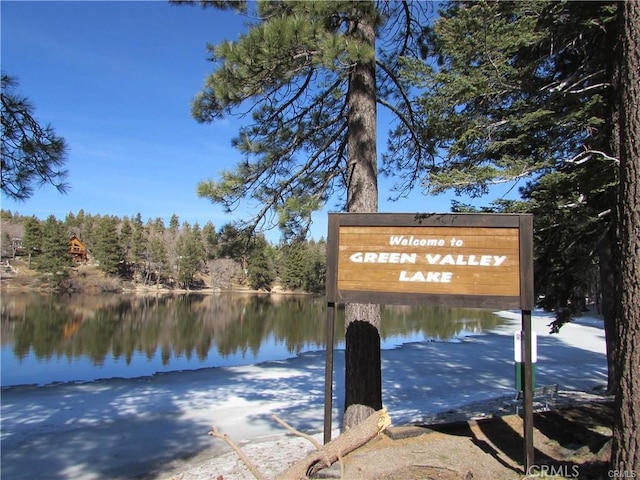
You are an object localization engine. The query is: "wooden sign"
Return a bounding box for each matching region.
[326,213,533,309]
[324,212,536,467]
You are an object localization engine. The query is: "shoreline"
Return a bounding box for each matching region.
[1,311,608,480]
[1,257,314,296]
[0,278,313,297]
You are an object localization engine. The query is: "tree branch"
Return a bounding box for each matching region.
[208,425,267,480]
[271,414,322,450]
[565,149,620,165]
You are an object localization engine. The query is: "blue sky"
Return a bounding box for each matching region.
[1,1,519,242]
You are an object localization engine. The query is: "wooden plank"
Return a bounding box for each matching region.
[337,279,520,297]
[336,290,521,309]
[332,212,523,228]
[338,266,521,279]
[339,225,519,236]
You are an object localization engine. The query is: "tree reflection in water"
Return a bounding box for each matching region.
[0,293,503,386]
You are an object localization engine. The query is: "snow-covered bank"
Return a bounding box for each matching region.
[0,310,608,480]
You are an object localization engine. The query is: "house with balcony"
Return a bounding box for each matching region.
[68,235,88,263]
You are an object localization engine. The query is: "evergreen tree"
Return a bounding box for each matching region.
[147,237,169,286]
[149,217,166,235]
[22,216,42,263]
[73,209,91,245]
[120,217,133,260]
[130,213,146,280]
[303,238,327,294]
[79,212,96,249]
[279,239,327,294]
[169,213,180,232]
[391,1,617,197]
[201,221,218,259]
[175,224,205,289]
[179,0,433,428]
[165,214,181,275]
[75,209,86,225]
[394,0,621,388]
[246,236,275,291]
[611,0,640,470]
[34,215,71,287]
[394,1,638,462]
[280,241,307,290]
[64,211,80,231]
[522,168,609,326]
[1,74,69,200]
[92,216,123,275]
[217,224,251,272]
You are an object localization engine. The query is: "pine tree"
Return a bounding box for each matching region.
[129,213,146,281]
[393,1,637,463]
[279,240,327,294]
[246,238,275,291]
[120,217,133,260]
[168,214,179,232]
[1,74,69,200]
[22,216,42,267]
[395,0,621,388]
[201,221,218,260]
[147,236,169,286]
[149,217,166,235]
[178,0,433,428]
[175,224,205,289]
[34,215,71,288]
[391,1,617,197]
[280,241,307,291]
[611,0,640,470]
[216,224,252,273]
[92,216,123,275]
[303,239,327,294]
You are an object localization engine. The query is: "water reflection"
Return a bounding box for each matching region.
[0,293,504,386]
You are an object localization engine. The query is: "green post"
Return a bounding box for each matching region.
[515,361,536,391]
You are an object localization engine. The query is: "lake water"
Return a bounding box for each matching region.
[0,292,505,387]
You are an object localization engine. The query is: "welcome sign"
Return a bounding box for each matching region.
[326,213,533,309]
[324,212,536,466]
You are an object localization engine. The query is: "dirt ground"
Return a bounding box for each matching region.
[314,402,614,480]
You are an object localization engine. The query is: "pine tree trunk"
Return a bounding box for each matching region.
[598,230,618,393]
[343,5,382,430]
[602,8,621,395]
[612,0,640,472]
[344,306,382,427]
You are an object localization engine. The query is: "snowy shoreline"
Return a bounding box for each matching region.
[1,310,609,480]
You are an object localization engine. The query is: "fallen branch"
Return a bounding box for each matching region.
[277,408,391,480]
[271,414,323,450]
[208,425,267,480]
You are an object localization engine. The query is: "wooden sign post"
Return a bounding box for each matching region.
[324,213,535,469]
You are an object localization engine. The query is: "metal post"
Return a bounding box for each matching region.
[522,309,534,470]
[518,215,535,471]
[323,302,336,444]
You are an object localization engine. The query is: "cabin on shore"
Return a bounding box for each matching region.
[68,235,88,263]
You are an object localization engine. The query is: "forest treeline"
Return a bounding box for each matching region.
[2,201,602,320]
[0,209,326,293]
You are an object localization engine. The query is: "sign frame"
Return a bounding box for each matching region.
[324,212,536,469]
[326,212,533,309]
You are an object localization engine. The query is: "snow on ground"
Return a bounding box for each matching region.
[0,310,609,480]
